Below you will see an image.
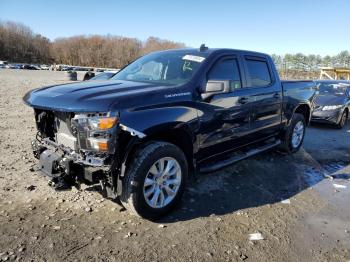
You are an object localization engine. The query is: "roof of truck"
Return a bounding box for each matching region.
[154,47,270,58]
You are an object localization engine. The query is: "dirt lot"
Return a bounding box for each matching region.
[0,69,349,262]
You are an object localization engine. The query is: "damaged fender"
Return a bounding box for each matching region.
[119,124,146,138]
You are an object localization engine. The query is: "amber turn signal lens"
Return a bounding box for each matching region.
[97,141,108,151]
[98,117,117,129]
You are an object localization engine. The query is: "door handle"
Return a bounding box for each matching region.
[273,93,280,99]
[238,97,248,104]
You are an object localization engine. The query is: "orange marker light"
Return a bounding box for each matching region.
[98,117,117,129]
[98,141,108,151]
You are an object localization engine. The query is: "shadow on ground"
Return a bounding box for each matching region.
[83,122,350,223]
[161,150,307,222]
[160,121,350,222]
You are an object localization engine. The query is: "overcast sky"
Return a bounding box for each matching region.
[1,0,350,55]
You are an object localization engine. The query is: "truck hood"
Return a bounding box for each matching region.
[314,94,346,106]
[23,80,171,112]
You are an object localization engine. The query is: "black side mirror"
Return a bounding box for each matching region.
[201,80,230,100]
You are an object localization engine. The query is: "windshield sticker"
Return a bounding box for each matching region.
[182,55,205,63]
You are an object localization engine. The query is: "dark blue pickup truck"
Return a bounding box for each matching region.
[24,46,316,219]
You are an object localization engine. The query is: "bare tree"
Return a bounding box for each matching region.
[142,37,185,55]
[2,20,350,75]
[0,21,53,63]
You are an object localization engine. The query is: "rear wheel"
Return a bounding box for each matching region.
[336,110,348,129]
[280,113,306,154]
[120,141,188,220]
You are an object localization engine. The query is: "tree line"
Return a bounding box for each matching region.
[271,52,350,79]
[272,51,350,71]
[1,20,350,72]
[52,35,185,68]
[0,21,52,64]
[0,21,185,68]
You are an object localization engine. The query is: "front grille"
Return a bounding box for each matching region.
[56,132,77,149]
[55,116,77,150]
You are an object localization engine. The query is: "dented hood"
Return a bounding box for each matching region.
[23,80,171,112]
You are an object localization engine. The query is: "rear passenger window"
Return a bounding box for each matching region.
[246,59,272,87]
[208,59,241,90]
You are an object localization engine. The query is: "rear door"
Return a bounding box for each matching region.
[197,56,252,160]
[243,56,283,137]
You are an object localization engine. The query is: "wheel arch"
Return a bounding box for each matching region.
[119,125,196,177]
[293,103,311,125]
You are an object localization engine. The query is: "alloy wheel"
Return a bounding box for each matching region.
[143,157,182,209]
[291,121,304,148]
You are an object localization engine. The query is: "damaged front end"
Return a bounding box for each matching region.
[31,109,122,197]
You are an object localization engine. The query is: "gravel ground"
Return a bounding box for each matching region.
[0,69,349,262]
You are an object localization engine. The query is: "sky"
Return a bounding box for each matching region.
[1,0,350,56]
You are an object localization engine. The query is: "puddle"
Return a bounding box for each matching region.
[302,166,324,186]
[301,161,348,186]
[322,161,347,174]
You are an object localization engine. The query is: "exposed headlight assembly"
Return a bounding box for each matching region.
[73,112,118,152]
[322,105,342,111]
[73,112,118,131]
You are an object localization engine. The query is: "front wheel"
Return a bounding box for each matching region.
[120,142,188,220]
[336,110,348,129]
[280,113,306,154]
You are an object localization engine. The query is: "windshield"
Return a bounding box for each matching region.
[90,72,116,81]
[111,50,208,86]
[317,83,349,96]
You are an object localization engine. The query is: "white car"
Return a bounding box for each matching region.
[40,64,50,70]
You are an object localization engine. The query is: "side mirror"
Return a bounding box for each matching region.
[205,81,225,93]
[201,80,229,100]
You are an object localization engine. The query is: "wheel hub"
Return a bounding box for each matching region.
[143,157,182,209]
[291,121,304,148]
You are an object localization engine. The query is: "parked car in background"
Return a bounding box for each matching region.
[40,64,50,70]
[0,60,8,67]
[9,64,22,69]
[88,70,119,81]
[312,80,350,128]
[23,64,41,70]
[73,67,93,72]
[61,66,75,71]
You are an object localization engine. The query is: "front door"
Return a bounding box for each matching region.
[196,56,252,161]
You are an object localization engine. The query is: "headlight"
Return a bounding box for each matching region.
[73,113,118,131]
[73,112,118,152]
[322,105,342,111]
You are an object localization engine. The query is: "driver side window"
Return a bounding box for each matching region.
[208,58,241,91]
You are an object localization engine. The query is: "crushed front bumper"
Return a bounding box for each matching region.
[32,138,110,184]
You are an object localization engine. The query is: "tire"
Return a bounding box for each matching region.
[120,141,188,220]
[83,72,95,81]
[336,110,348,129]
[280,113,306,154]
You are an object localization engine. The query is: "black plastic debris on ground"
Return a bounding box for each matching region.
[26,185,36,191]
